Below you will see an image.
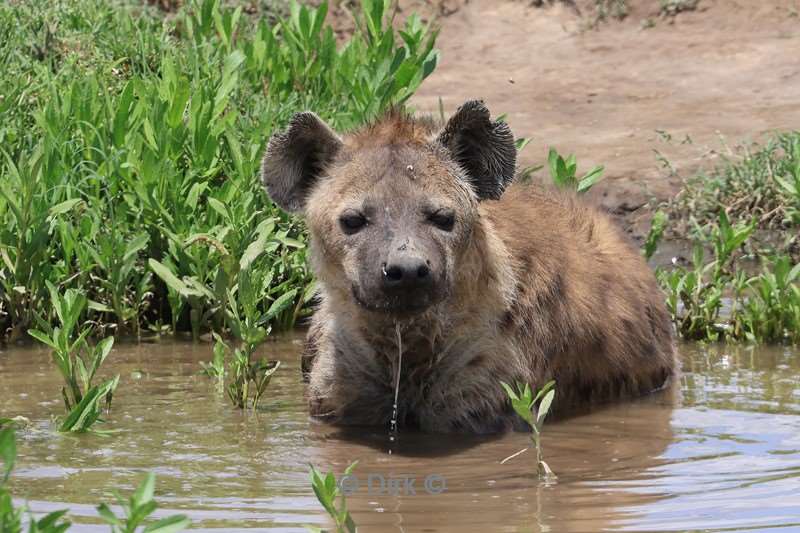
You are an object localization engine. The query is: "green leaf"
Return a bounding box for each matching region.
[265,289,298,319]
[96,503,122,526]
[123,233,150,263]
[143,514,191,533]
[536,389,555,426]
[48,199,83,218]
[239,232,269,271]
[577,165,604,193]
[133,472,156,507]
[148,259,190,297]
[499,381,519,402]
[27,329,57,350]
[0,427,16,483]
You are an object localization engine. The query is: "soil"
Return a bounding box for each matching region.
[409,0,800,238]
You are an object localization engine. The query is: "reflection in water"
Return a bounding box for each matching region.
[1,338,799,531]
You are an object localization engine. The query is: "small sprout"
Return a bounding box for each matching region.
[500,380,557,479]
[97,472,191,533]
[309,462,358,533]
[547,148,604,193]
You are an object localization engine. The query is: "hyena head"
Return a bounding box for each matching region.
[261,100,516,317]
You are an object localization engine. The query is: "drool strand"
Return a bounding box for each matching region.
[389,322,403,448]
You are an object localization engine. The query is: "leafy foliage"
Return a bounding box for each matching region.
[0,428,189,532]
[28,284,119,432]
[0,0,439,340]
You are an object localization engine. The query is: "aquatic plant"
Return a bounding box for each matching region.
[203,267,285,410]
[27,283,119,432]
[97,473,190,533]
[1,427,71,533]
[656,211,800,342]
[0,0,438,340]
[500,380,557,479]
[0,427,189,532]
[309,462,358,533]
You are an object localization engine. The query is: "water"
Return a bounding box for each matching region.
[1,336,800,532]
[388,323,403,449]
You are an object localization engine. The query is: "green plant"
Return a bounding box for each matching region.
[1,427,72,532]
[547,148,604,193]
[219,265,295,409]
[309,462,358,533]
[643,210,668,261]
[500,380,556,479]
[27,283,119,432]
[775,135,800,225]
[0,0,438,341]
[0,428,189,532]
[200,333,227,379]
[657,210,799,343]
[97,473,190,533]
[663,131,800,257]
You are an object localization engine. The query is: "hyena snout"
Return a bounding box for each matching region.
[357,235,444,315]
[381,253,432,292]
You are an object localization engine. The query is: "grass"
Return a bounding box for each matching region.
[0,0,439,342]
[664,131,800,258]
[0,427,189,532]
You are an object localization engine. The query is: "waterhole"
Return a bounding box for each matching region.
[1,336,799,531]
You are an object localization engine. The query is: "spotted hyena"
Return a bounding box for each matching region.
[260,100,676,433]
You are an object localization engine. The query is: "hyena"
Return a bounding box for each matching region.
[261,100,677,433]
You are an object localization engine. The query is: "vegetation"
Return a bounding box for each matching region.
[0,0,439,342]
[664,131,800,257]
[652,131,800,343]
[500,381,557,479]
[309,462,358,533]
[659,0,700,17]
[96,473,190,533]
[657,213,799,343]
[27,284,119,432]
[0,427,189,532]
[547,148,605,194]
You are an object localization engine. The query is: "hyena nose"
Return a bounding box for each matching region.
[382,257,432,290]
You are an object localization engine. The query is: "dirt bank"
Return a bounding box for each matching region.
[411,0,800,236]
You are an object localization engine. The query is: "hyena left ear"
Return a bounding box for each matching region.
[261,112,343,214]
[436,100,516,201]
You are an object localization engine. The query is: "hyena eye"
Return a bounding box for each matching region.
[339,211,367,234]
[428,208,455,232]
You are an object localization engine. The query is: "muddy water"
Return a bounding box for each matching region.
[1,337,799,532]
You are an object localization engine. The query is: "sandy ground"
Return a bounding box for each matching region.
[410,0,800,234]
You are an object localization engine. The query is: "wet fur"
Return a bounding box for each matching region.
[266,107,677,434]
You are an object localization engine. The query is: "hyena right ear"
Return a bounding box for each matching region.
[437,100,516,201]
[261,112,343,214]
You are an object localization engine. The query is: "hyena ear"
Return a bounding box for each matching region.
[436,100,516,201]
[261,112,343,214]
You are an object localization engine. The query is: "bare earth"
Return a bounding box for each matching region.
[411,0,800,235]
